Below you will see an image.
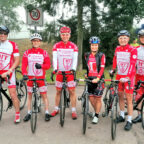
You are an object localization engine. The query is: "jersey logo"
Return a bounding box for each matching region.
[118,61,129,73]
[63,58,72,70]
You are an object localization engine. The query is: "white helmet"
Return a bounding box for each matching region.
[30,33,42,41]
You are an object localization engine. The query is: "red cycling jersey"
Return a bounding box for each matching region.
[53,41,78,89]
[87,53,106,78]
[112,44,137,94]
[135,45,144,101]
[22,47,51,78]
[0,40,19,74]
[53,41,78,71]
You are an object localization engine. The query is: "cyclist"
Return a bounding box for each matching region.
[22,33,51,121]
[51,26,78,120]
[84,36,105,124]
[110,30,137,131]
[0,25,20,123]
[132,29,144,123]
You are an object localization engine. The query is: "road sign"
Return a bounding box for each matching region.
[26,7,43,26]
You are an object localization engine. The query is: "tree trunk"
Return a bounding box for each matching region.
[77,0,83,70]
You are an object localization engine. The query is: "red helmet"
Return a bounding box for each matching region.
[60,27,71,33]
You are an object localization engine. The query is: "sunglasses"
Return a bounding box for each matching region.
[0,31,8,35]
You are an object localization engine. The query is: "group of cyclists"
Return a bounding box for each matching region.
[0,25,144,132]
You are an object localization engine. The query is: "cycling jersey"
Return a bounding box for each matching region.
[136,45,144,75]
[113,44,137,78]
[113,44,137,94]
[22,47,51,94]
[86,53,105,78]
[135,45,144,101]
[0,40,19,74]
[53,41,78,71]
[0,40,19,88]
[22,47,51,77]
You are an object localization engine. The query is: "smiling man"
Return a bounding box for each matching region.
[0,25,20,123]
[111,30,137,131]
[51,26,78,120]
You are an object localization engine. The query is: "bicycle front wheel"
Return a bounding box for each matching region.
[0,93,3,120]
[17,80,27,110]
[141,100,144,129]
[83,93,89,134]
[60,89,66,127]
[31,94,37,133]
[111,96,118,140]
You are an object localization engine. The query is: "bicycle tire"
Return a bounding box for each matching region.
[17,80,27,110]
[60,89,66,127]
[0,92,3,120]
[141,100,144,129]
[102,87,110,117]
[38,96,41,113]
[16,70,27,110]
[31,94,37,133]
[83,93,89,134]
[111,95,118,140]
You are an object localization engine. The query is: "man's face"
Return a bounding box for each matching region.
[118,35,130,46]
[31,38,41,48]
[139,36,144,45]
[0,31,8,42]
[90,43,99,52]
[60,33,71,43]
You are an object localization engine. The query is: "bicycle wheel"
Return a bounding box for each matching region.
[111,96,118,140]
[17,80,27,110]
[83,93,89,134]
[102,87,110,117]
[0,93,3,120]
[60,89,66,127]
[31,94,37,133]
[37,96,41,113]
[141,100,144,129]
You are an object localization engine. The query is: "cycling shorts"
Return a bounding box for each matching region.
[55,71,76,90]
[27,76,47,94]
[88,77,105,97]
[116,74,135,94]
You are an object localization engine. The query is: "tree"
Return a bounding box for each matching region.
[0,0,24,31]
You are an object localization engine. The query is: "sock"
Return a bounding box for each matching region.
[45,110,49,114]
[95,113,99,118]
[120,111,125,118]
[127,115,132,123]
[72,107,76,112]
[55,106,59,111]
[28,110,31,114]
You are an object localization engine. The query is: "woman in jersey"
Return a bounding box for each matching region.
[84,36,106,124]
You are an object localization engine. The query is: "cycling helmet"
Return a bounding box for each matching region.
[89,36,100,44]
[30,33,42,41]
[138,29,144,37]
[0,25,9,34]
[117,30,130,37]
[60,27,71,33]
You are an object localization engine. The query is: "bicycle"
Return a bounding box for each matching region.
[77,78,104,134]
[51,71,71,127]
[15,67,27,110]
[28,78,44,133]
[102,77,120,140]
[133,80,144,129]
